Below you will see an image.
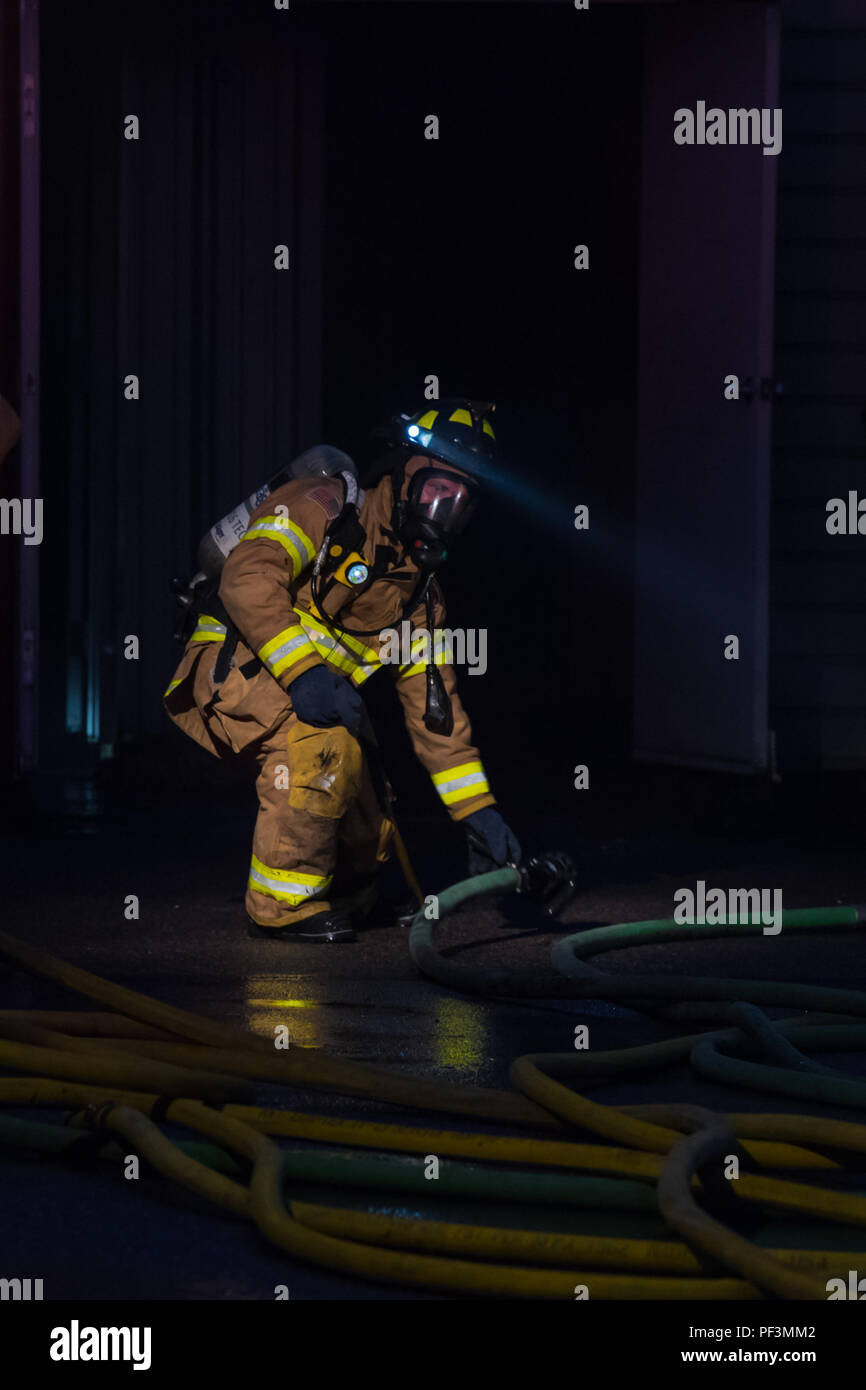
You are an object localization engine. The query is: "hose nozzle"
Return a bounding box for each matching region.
[517,851,577,918]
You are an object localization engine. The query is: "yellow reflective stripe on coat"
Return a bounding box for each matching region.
[294,608,379,686]
[294,606,375,661]
[398,660,427,681]
[240,515,316,577]
[432,760,490,806]
[189,614,227,643]
[163,676,183,697]
[248,854,332,905]
[257,624,318,680]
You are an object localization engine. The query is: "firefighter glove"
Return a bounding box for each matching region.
[290,664,363,735]
[464,807,522,876]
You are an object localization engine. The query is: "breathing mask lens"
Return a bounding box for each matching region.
[408,469,477,536]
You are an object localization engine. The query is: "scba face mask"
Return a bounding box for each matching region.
[399,467,479,570]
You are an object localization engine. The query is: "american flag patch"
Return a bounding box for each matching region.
[306,484,342,519]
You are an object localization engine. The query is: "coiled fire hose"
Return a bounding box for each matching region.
[0,872,865,1299]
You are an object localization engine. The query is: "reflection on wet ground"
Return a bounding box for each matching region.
[243,977,490,1079]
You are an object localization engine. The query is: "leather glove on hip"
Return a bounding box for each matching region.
[463,807,522,876]
[289,664,363,735]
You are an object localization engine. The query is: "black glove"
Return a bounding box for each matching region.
[289,664,363,735]
[464,807,522,876]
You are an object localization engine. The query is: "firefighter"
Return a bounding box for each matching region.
[164,400,520,942]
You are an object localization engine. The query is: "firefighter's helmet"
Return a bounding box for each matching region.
[401,399,497,482]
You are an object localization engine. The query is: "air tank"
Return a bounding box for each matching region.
[196,444,355,578]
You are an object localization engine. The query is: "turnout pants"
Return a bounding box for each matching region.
[174,645,393,929]
[248,715,392,928]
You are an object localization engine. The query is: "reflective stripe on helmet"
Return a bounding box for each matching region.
[432,760,490,805]
[402,398,497,482]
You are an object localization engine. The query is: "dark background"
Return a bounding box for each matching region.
[320,3,641,810]
[29,0,641,822]
[0,0,863,831]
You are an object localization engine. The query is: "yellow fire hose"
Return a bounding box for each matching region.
[0,1033,253,1105]
[2,916,866,1298]
[0,927,549,1129]
[32,1034,838,1171]
[70,1100,799,1301]
[5,1026,866,1300]
[63,1097,854,1300]
[288,1200,866,1280]
[2,1073,847,1217]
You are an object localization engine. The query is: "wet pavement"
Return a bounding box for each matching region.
[1,764,865,1298]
